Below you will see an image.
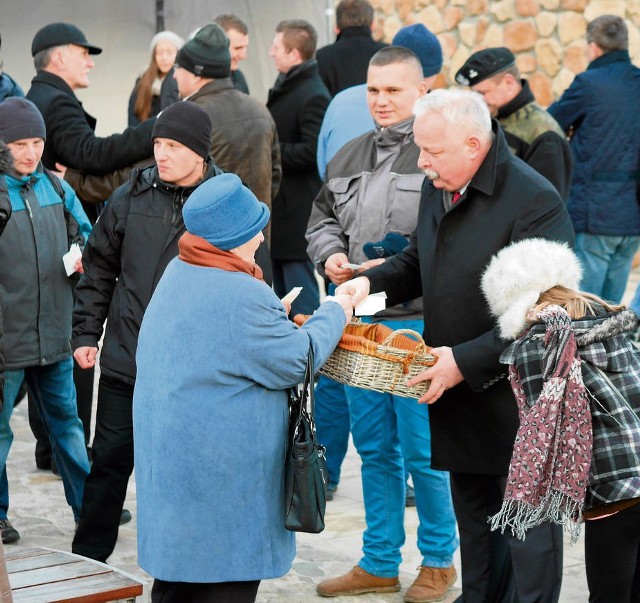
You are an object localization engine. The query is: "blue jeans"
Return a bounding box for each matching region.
[345,318,458,577]
[0,358,89,520]
[271,259,320,316]
[314,374,350,488]
[574,233,640,303]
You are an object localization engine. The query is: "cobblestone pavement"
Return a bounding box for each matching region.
[9,264,638,601]
[3,383,588,603]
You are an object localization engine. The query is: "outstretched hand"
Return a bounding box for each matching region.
[408,346,464,404]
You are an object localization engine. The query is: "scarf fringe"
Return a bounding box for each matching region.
[489,491,583,544]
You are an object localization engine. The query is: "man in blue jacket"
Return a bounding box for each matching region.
[548,14,640,303]
[0,98,92,545]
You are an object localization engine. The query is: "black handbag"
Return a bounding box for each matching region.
[284,346,328,533]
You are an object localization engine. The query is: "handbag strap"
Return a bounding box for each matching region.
[303,345,315,418]
[290,345,316,429]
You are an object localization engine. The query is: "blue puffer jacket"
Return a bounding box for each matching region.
[548,51,640,235]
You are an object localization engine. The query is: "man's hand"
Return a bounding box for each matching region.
[358,258,385,271]
[53,162,68,179]
[74,257,84,274]
[408,346,464,404]
[335,276,370,307]
[74,346,98,369]
[325,252,355,285]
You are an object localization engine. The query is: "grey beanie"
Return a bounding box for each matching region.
[176,23,231,78]
[0,98,46,143]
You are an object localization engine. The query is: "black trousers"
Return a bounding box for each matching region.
[72,374,134,562]
[151,579,260,603]
[585,502,640,602]
[451,472,563,603]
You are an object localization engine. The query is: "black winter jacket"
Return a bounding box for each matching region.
[267,61,330,260]
[316,27,386,97]
[72,160,223,385]
[366,123,575,474]
[27,71,155,176]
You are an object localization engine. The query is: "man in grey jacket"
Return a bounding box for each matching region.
[307,47,458,602]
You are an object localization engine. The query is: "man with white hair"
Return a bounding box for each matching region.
[337,89,574,602]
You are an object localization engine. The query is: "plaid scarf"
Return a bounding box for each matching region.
[490,305,593,543]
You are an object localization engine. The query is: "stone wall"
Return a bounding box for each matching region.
[369,0,640,105]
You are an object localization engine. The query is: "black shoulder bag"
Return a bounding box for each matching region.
[284,346,328,533]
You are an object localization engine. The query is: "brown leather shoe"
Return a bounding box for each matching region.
[316,565,400,597]
[404,565,457,603]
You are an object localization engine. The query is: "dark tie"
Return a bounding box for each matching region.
[452,191,462,204]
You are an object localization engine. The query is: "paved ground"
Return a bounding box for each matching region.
[7,270,640,601]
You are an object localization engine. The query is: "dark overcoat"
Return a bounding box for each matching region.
[316,26,386,97]
[267,60,330,260]
[366,123,575,474]
[27,71,154,175]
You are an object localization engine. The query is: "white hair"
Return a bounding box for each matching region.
[414,88,492,141]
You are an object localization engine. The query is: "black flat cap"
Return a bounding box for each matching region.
[455,47,515,86]
[32,23,102,57]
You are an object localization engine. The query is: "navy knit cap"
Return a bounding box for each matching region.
[152,101,212,159]
[183,173,270,250]
[455,47,516,86]
[0,98,46,144]
[176,23,231,78]
[392,24,442,77]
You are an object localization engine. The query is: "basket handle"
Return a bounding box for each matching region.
[381,328,426,349]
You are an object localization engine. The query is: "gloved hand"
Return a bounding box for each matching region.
[362,232,408,259]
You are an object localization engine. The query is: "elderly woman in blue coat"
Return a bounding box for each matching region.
[133,173,353,603]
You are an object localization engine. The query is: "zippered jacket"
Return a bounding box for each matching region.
[72,160,222,385]
[0,144,91,370]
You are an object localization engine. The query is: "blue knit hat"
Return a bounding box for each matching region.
[392,24,442,77]
[183,173,269,250]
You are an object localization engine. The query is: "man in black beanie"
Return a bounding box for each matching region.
[71,102,223,563]
[173,23,280,248]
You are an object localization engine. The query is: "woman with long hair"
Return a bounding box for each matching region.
[128,31,183,126]
[482,238,640,602]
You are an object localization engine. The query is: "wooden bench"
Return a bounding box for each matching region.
[1,546,144,603]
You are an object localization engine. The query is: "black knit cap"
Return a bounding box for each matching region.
[176,23,230,78]
[32,23,102,56]
[152,102,212,159]
[455,47,516,86]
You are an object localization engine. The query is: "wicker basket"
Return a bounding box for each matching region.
[319,320,437,400]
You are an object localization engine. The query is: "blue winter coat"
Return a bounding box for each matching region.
[133,258,346,583]
[548,51,640,235]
